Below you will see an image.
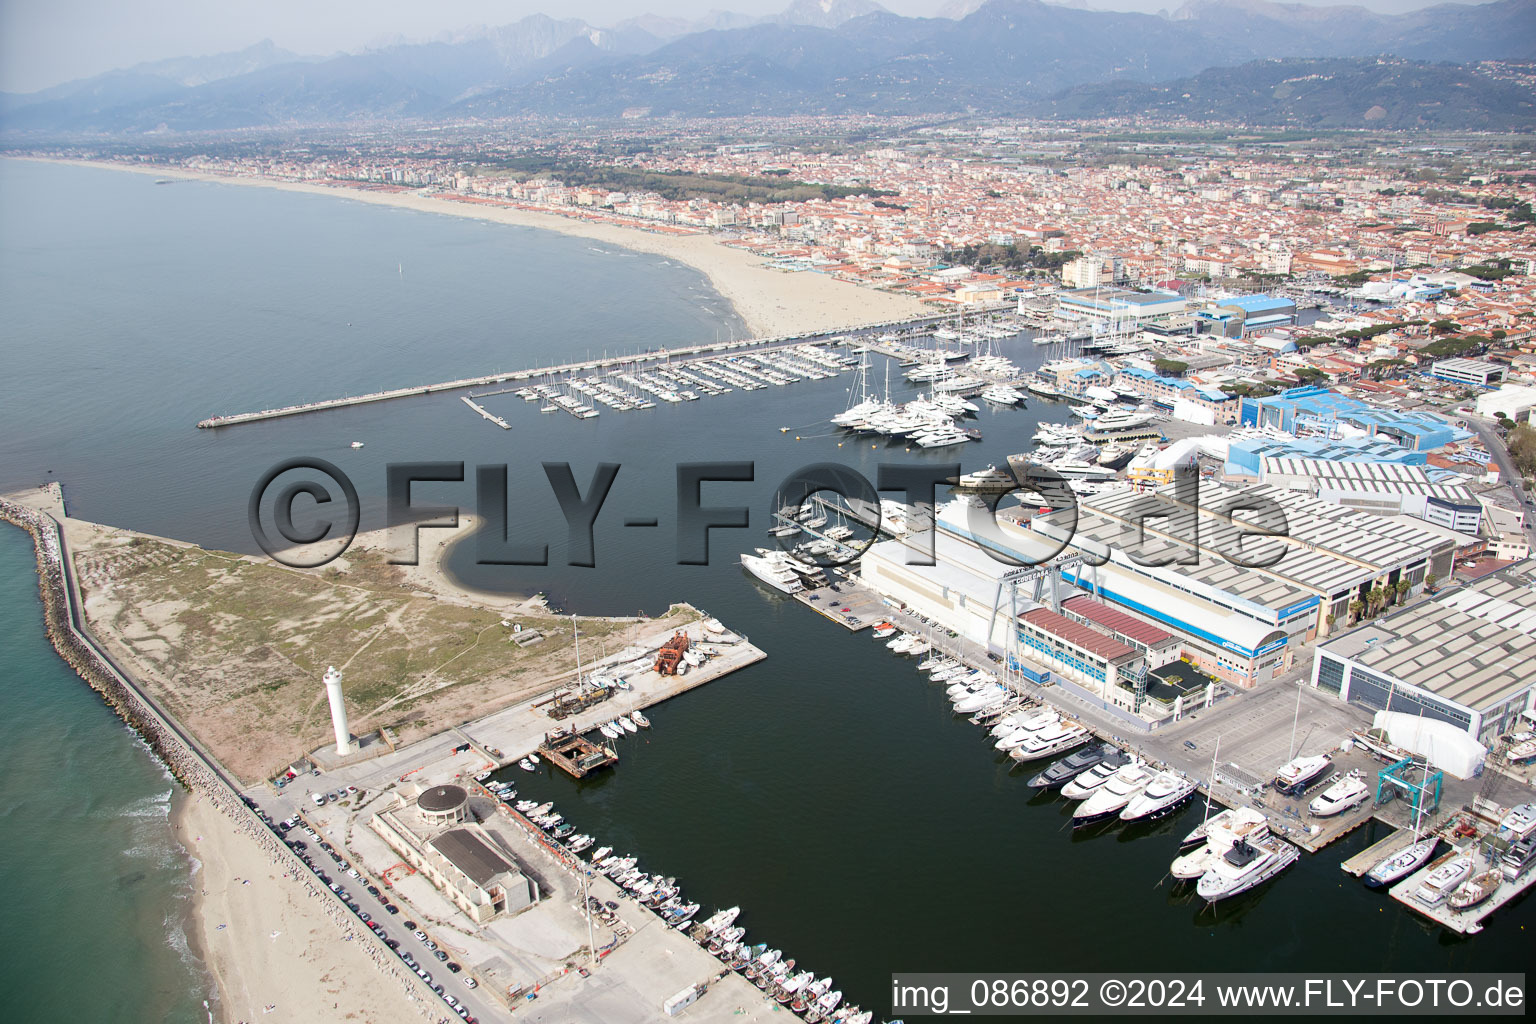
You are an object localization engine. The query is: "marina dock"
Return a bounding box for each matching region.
[1385,843,1529,936]
[194,313,960,429]
[461,395,511,428]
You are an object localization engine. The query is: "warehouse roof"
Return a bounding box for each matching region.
[431,829,520,889]
[1062,595,1177,647]
[1019,606,1137,662]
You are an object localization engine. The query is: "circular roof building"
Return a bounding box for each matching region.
[417,784,469,824]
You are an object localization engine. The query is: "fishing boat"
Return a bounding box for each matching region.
[871,622,898,639]
[590,846,613,864]
[619,716,639,733]
[1448,869,1502,911]
[1308,772,1370,817]
[350,441,365,448]
[518,758,536,771]
[630,710,651,728]
[1412,854,1474,906]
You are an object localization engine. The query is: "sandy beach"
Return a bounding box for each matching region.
[175,790,430,1024]
[27,157,931,339]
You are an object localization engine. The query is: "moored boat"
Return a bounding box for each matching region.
[1448,869,1502,911]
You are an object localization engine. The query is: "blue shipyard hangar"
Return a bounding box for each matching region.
[860,486,1453,699]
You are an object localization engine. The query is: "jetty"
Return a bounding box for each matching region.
[194,312,962,429]
[461,395,511,429]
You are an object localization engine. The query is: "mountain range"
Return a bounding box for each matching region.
[2,0,1532,132]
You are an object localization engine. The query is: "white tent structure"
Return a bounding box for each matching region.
[1372,710,1487,779]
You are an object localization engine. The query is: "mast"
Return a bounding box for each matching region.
[1202,735,1221,825]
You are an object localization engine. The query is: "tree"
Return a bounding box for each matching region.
[1153,358,1189,377]
[1394,579,1411,603]
[1425,573,1438,591]
[1348,599,1366,624]
[1430,319,1459,334]
[1293,367,1328,384]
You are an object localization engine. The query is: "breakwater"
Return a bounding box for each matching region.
[0,492,443,1020]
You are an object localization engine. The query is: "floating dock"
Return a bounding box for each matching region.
[539,729,618,779]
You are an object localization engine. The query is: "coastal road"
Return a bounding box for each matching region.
[1464,415,1536,548]
[247,784,501,1024]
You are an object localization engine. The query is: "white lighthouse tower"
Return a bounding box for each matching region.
[323,665,352,756]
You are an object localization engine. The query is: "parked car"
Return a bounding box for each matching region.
[462,978,477,989]
[433,950,448,962]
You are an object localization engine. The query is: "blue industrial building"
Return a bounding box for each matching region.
[1238,386,1472,452]
[1197,294,1298,337]
[1224,435,1428,477]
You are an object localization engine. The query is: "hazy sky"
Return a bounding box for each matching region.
[0,0,1498,94]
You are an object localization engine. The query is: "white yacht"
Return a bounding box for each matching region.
[1309,773,1370,817]
[1196,835,1300,902]
[981,385,1023,406]
[1073,763,1156,825]
[1273,754,1331,795]
[1171,810,1271,880]
[1091,408,1158,432]
[1364,837,1438,888]
[1060,756,1135,801]
[1041,459,1118,481]
[1120,771,1198,822]
[739,553,804,595]
[1009,721,1090,762]
[1180,805,1264,850]
[1412,854,1474,906]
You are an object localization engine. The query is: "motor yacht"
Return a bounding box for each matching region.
[1272,754,1331,796]
[1412,854,1474,906]
[1171,810,1271,880]
[1120,770,1198,822]
[1309,773,1369,817]
[1027,742,1123,789]
[740,552,804,595]
[1196,835,1300,902]
[1009,721,1090,762]
[1073,763,1156,825]
[1060,756,1135,801]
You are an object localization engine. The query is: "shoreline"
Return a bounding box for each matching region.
[16,156,931,339]
[0,489,438,1024]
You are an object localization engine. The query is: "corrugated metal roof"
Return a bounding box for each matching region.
[1020,606,1136,662]
[1062,595,1175,647]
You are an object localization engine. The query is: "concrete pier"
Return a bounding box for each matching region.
[195,312,964,429]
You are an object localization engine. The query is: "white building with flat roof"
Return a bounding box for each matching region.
[1312,564,1536,747]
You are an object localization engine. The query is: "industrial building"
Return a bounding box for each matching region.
[371,786,537,924]
[1223,434,1426,478]
[1061,595,1182,668]
[1197,295,1298,337]
[1475,383,1536,421]
[1312,564,1536,748]
[1028,480,1456,685]
[1255,457,1483,534]
[1429,358,1507,388]
[1240,386,1472,452]
[1058,287,1188,326]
